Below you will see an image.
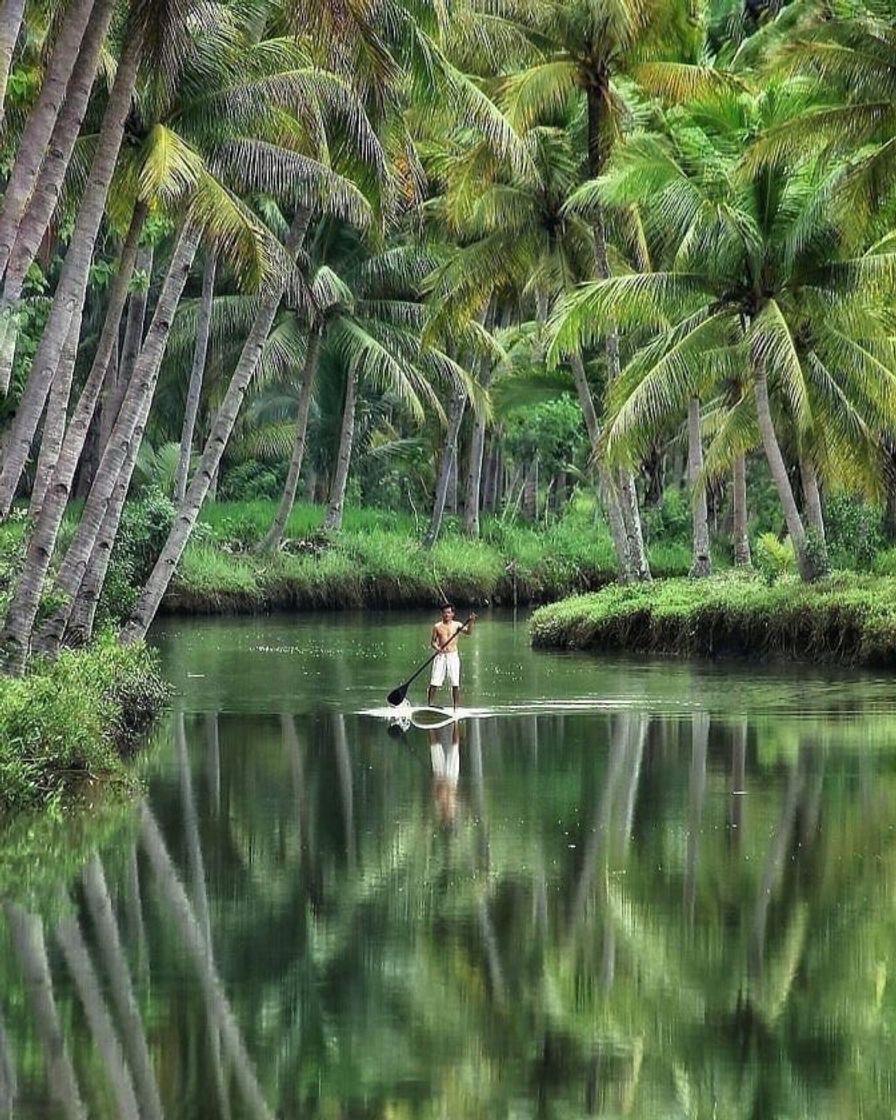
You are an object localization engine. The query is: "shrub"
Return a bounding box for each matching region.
[0,637,168,811]
[754,533,795,585]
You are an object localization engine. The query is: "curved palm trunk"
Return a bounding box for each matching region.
[35,220,200,658]
[753,365,818,581]
[0,0,97,283]
[140,805,276,1120]
[687,396,711,578]
[29,317,78,515]
[81,857,164,1120]
[4,905,86,1120]
[684,712,709,924]
[0,204,145,673]
[54,904,141,1120]
[570,351,630,579]
[799,453,827,547]
[322,364,358,533]
[174,253,216,502]
[0,28,143,512]
[0,0,116,384]
[0,0,26,129]
[119,210,310,644]
[262,322,323,551]
[733,452,751,567]
[424,388,466,549]
[104,245,153,450]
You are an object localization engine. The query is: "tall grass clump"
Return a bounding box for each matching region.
[0,637,169,811]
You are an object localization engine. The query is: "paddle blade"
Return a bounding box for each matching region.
[387,683,409,706]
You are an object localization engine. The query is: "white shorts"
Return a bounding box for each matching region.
[430,651,460,687]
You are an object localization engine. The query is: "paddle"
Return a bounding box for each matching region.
[387,616,474,706]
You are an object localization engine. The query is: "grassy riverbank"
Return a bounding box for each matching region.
[530,574,896,667]
[0,639,168,812]
[164,500,692,613]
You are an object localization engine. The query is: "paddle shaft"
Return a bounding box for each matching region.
[389,616,473,702]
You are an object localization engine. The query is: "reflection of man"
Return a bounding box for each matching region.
[427,604,476,709]
[429,721,460,828]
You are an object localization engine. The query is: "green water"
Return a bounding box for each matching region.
[3,610,896,1118]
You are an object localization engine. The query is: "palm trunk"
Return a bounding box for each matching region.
[35,219,200,658]
[799,454,827,545]
[463,381,489,538]
[105,245,153,450]
[0,0,116,377]
[0,204,145,673]
[139,805,276,1120]
[424,388,465,549]
[29,317,78,515]
[78,335,117,497]
[733,452,751,567]
[5,905,87,1120]
[0,27,143,512]
[586,84,650,583]
[54,904,141,1120]
[119,210,310,644]
[262,322,322,551]
[174,253,216,502]
[64,410,146,647]
[0,0,97,283]
[0,0,26,130]
[322,364,358,533]
[569,351,630,578]
[687,396,711,578]
[753,365,817,581]
[81,857,164,1120]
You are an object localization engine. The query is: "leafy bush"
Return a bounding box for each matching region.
[219,460,287,502]
[825,493,883,572]
[0,637,168,811]
[754,533,795,585]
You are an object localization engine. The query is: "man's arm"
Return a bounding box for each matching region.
[431,624,441,651]
[460,613,477,636]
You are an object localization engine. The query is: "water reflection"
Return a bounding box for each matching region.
[3,678,896,1116]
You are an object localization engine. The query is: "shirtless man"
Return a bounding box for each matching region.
[427,604,476,708]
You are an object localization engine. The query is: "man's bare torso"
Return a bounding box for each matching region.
[433,620,463,653]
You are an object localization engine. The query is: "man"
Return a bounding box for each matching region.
[427,604,476,708]
[429,721,461,828]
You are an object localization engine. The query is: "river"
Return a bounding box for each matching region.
[2,609,896,1118]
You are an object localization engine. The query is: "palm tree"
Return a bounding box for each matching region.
[551,85,896,581]
[0,0,26,128]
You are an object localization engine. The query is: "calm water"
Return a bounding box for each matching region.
[3,610,896,1119]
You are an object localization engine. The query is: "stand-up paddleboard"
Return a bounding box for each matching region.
[360,703,487,729]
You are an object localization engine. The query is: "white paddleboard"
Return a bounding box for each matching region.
[360,704,487,729]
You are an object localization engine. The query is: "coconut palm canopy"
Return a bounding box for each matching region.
[0,0,896,668]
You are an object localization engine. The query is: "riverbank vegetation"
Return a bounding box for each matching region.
[1,0,896,686]
[0,638,167,811]
[531,574,896,667]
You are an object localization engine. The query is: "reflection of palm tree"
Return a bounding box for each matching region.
[4,904,86,1120]
[140,804,275,1120]
[334,714,356,867]
[81,856,165,1120]
[685,713,709,926]
[54,896,140,1120]
[0,1007,14,1118]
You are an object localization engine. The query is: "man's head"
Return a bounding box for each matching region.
[440,603,455,622]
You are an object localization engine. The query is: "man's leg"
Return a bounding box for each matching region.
[428,684,436,705]
[452,685,460,709]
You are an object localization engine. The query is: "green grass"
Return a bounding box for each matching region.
[0,637,169,812]
[530,572,896,667]
[163,500,681,612]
